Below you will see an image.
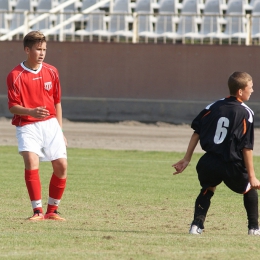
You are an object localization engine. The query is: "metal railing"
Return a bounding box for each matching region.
[0,9,259,45]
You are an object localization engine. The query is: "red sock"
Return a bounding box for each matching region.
[24,169,42,213]
[47,173,67,213]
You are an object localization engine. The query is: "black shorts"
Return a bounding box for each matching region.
[196,152,250,194]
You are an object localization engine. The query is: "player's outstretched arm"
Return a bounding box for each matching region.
[172,132,199,175]
[243,148,260,189]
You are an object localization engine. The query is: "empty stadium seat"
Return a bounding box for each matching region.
[137,0,178,43]
[196,0,223,43]
[81,0,99,10]
[9,0,34,39]
[165,0,201,43]
[99,0,133,42]
[135,0,154,42]
[135,0,153,12]
[181,0,201,14]
[57,0,79,40]
[0,0,10,10]
[214,0,247,44]
[35,0,58,10]
[75,10,107,41]
[32,0,55,33]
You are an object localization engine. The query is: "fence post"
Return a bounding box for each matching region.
[132,12,137,43]
[59,11,64,42]
[110,0,113,14]
[246,14,251,46]
[23,11,29,37]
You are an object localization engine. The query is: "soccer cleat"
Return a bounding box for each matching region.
[189,224,203,235]
[44,210,66,221]
[248,229,260,235]
[28,210,44,221]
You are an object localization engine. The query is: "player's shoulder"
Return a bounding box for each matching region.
[205,96,251,110]
[8,63,23,73]
[205,98,225,110]
[241,102,254,123]
[225,97,254,123]
[7,63,24,79]
[231,97,254,115]
[41,62,59,73]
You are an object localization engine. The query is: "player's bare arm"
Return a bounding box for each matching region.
[9,105,50,119]
[172,132,199,175]
[243,148,260,189]
[55,103,63,127]
[55,103,67,146]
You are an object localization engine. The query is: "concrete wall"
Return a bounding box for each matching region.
[1,42,260,124]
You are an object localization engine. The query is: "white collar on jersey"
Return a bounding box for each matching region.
[21,61,42,74]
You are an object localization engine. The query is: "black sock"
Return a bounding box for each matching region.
[244,189,259,230]
[192,189,214,229]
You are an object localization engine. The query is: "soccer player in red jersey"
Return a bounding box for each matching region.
[172,72,260,235]
[7,31,67,221]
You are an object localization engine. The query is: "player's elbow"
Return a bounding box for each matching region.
[9,106,16,114]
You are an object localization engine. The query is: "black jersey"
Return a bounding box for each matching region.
[191,96,254,162]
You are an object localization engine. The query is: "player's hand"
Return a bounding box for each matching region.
[172,159,190,175]
[30,106,50,119]
[249,176,260,190]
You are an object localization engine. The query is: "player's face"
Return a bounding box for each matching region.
[25,41,47,66]
[240,80,253,101]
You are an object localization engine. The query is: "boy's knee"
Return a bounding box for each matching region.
[200,188,215,198]
[244,189,258,199]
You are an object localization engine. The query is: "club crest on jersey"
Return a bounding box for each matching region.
[44,82,52,91]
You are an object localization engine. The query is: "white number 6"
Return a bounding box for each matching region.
[214,117,229,144]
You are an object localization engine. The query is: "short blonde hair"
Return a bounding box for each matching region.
[228,72,252,95]
[23,31,46,49]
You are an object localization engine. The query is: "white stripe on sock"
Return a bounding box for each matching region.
[48,197,61,206]
[31,199,42,209]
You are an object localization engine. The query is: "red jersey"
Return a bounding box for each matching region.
[7,62,61,126]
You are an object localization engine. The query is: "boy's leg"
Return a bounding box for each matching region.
[45,158,67,221]
[191,188,214,230]
[25,169,42,212]
[192,153,222,233]
[224,162,259,233]
[244,189,259,230]
[22,152,44,220]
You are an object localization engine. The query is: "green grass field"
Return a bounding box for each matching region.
[1,146,260,259]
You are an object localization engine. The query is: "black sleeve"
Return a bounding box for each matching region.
[241,116,254,150]
[191,109,210,134]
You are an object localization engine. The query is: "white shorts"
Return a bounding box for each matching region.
[16,118,67,162]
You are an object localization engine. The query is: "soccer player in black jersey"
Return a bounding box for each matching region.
[173,71,260,235]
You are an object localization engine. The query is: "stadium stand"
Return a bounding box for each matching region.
[251,0,260,43]
[0,0,10,35]
[0,0,258,45]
